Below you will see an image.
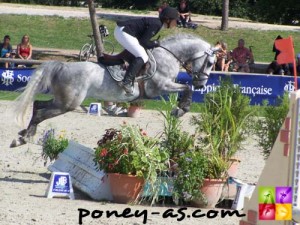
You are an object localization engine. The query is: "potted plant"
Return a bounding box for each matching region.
[159,94,209,205]
[190,78,254,207]
[127,100,144,118]
[94,123,169,204]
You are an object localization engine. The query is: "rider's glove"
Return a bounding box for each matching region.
[153,40,160,48]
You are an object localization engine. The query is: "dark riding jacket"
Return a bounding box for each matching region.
[117,17,162,49]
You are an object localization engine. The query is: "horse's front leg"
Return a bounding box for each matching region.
[164,82,192,117]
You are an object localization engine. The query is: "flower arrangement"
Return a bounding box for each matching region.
[173,150,208,201]
[40,128,69,165]
[94,122,169,180]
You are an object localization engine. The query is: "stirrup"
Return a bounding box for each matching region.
[118,81,134,95]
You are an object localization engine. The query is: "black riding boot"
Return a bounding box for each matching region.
[119,57,144,95]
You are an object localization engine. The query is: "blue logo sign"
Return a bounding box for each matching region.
[52,174,71,193]
[89,104,99,114]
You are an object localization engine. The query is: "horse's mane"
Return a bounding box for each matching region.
[161,33,210,47]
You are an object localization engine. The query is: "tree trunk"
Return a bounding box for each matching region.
[221,0,229,31]
[87,0,104,58]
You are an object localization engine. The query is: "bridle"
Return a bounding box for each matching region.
[159,45,216,81]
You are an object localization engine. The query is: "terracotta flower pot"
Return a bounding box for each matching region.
[127,106,141,118]
[191,178,225,208]
[108,173,144,204]
[227,157,241,177]
[226,158,241,198]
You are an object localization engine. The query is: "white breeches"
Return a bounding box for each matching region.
[114,26,149,63]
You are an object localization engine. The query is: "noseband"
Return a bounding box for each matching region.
[158,46,215,81]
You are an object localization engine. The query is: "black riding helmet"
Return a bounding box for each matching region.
[159,7,179,22]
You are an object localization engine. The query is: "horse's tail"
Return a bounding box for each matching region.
[14,61,62,128]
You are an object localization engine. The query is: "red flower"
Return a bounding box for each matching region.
[123,148,128,155]
[108,164,114,170]
[100,148,108,157]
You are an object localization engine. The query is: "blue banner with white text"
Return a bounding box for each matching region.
[0,67,34,91]
[0,68,297,105]
[177,71,296,105]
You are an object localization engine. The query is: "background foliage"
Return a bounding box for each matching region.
[2,0,299,24]
[1,14,300,63]
[254,93,290,159]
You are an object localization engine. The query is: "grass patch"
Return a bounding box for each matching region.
[0,91,203,112]
[0,14,299,62]
[0,90,264,115]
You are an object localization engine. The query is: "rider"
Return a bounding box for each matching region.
[115,7,179,95]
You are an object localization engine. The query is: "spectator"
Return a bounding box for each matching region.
[273,35,282,60]
[214,41,231,72]
[0,35,12,68]
[267,61,285,75]
[158,1,169,14]
[177,0,191,28]
[9,49,17,69]
[231,39,254,73]
[17,34,32,60]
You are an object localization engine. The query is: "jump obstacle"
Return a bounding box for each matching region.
[241,90,300,225]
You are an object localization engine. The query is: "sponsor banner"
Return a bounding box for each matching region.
[0,68,34,91]
[177,72,296,105]
[0,68,296,105]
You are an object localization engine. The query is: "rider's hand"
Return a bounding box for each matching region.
[154,40,160,47]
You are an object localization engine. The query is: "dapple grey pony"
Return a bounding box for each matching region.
[11,33,217,147]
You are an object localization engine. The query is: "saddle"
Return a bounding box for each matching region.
[98,50,157,82]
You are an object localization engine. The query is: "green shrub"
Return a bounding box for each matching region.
[254,93,290,159]
[173,150,208,201]
[160,94,196,161]
[192,78,253,161]
[40,129,69,164]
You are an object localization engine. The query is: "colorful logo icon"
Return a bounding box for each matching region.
[275,204,292,220]
[259,204,275,220]
[258,186,292,221]
[276,187,292,204]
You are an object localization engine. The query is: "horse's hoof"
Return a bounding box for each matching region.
[10,137,27,148]
[171,107,186,117]
[18,129,27,136]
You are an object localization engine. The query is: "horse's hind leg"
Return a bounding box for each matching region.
[18,100,53,136]
[11,101,69,148]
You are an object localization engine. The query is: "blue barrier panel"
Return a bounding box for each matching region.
[0,67,34,91]
[177,72,296,105]
[0,67,297,105]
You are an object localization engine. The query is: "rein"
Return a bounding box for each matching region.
[158,45,214,77]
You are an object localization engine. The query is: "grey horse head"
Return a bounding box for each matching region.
[161,33,217,89]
